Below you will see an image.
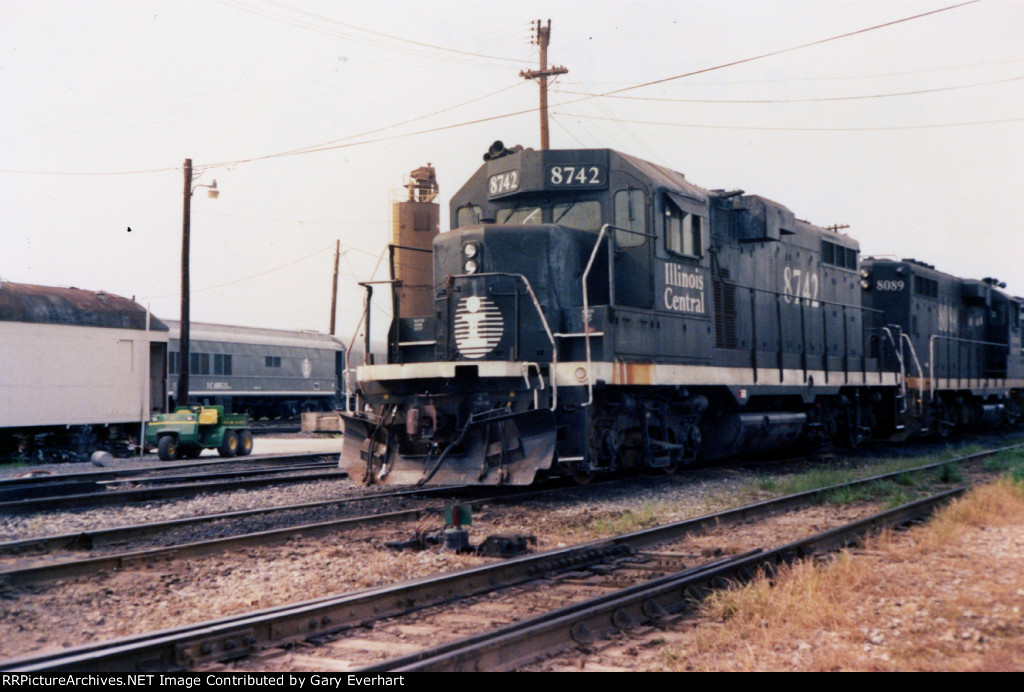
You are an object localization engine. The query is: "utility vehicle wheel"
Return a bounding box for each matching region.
[218,430,238,457]
[157,436,180,461]
[236,430,254,457]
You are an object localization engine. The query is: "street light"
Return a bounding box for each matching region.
[176,157,219,409]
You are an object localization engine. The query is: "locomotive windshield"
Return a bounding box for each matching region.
[496,205,541,225]
[458,199,602,232]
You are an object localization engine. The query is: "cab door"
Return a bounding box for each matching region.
[612,188,652,309]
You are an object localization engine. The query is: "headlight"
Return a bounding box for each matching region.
[860,279,871,290]
[860,269,870,279]
[465,259,479,274]
[463,243,478,258]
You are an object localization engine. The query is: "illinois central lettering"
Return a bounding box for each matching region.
[662,263,706,314]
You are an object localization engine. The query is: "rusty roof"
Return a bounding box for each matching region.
[0,281,169,331]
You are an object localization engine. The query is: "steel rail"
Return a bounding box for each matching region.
[0,470,350,514]
[1,444,998,585]
[0,462,337,503]
[4,443,1016,672]
[0,506,440,587]
[0,452,332,490]
[0,486,464,559]
[373,488,967,672]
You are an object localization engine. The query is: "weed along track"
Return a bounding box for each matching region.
[3,443,1019,672]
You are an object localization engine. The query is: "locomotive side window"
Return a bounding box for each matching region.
[913,276,938,298]
[553,200,601,231]
[821,240,857,270]
[664,197,703,258]
[456,205,481,228]
[614,189,646,247]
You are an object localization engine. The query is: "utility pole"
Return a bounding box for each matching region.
[176,158,218,410]
[329,239,340,335]
[177,158,192,410]
[520,19,568,151]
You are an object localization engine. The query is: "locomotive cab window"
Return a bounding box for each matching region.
[455,204,482,228]
[496,205,542,225]
[553,199,602,231]
[614,189,647,247]
[664,194,704,258]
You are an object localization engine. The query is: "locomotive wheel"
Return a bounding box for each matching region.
[236,430,254,457]
[570,461,595,485]
[157,435,180,461]
[218,430,239,457]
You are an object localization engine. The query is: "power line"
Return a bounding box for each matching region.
[274,82,526,158]
[0,165,177,177]
[562,57,1024,88]
[263,0,526,64]
[597,1,982,98]
[4,2,984,176]
[200,1,992,169]
[221,0,524,69]
[140,244,335,299]
[553,112,1024,132]
[555,74,1024,105]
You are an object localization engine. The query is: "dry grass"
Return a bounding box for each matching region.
[662,478,1024,671]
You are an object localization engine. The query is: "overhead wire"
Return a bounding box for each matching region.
[4,1,990,176]
[263,0,525,64]
[594,0,983,98]
[563,57,1024,88]
[220,0,524,70]
[140,244,336,300]
[553,112,1024,132]
[205,0,989,169]
[554,74,1024,105]
[2,5,529,139]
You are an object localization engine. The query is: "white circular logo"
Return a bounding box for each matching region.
[454,295,503,359]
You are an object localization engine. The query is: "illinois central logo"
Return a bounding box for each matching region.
[454,295,503,359]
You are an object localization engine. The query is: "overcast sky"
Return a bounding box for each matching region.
[2,0,1022,344]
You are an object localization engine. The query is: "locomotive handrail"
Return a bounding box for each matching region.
[880,326,923,415]
[901,331,925,382]
[581,224,609,407]
[928,334,1009,400]
[577,222,646,407]
[344,279,401,414]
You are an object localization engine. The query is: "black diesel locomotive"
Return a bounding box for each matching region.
[340,142,1024,486]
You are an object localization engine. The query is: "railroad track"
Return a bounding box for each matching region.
[0,485,470,585]
[3,443,1016,672]
[0,455,344,513]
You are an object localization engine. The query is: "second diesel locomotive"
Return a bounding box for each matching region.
[340,141,1024,486]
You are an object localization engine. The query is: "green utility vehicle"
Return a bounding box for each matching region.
[145,405,253,461]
